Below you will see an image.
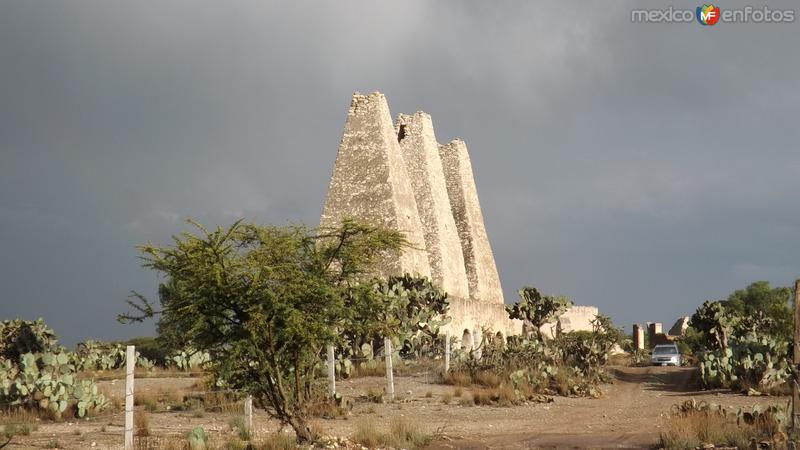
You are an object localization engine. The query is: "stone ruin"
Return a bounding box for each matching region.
[539,305,600,338]
[320,92,608,347]
[632,316,690,349]
[320,92,520,345]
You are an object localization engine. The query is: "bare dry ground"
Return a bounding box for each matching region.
[2,366,788,449]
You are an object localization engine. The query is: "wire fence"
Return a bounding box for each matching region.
[0,334,467,449]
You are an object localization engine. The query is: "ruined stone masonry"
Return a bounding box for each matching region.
[321,92,519,340]
[439,139,504,305]
[396,113,470,301]
[320,92,431,278]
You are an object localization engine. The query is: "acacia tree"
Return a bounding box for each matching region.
[506,286,572,341]
[119,219,408,441]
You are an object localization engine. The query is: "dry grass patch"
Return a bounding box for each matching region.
[352,417,430,450]
[659,401,789,449]
[442,371,471,386]
[441,391,452,404]
[134,409,150,437]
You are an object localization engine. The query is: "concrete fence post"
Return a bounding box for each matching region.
[327,344,336,398]
[124,345,135,450]
[244,395,253,438]
[633,324,645,350]
[444,330,450,374]
[792,280,800,432]
[384,338,394,401]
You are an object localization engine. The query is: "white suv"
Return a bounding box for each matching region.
[650,344,681,366]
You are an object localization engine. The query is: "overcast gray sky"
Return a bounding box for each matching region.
[1,1,798,345]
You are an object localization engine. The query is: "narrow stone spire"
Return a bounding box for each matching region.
[396,112,470,300]
[438,139,504,304]
[320,92,431,278]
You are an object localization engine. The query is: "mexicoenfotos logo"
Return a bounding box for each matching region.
[696,4,720,26]
[631,4,795,24]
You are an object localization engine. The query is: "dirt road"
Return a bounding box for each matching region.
[421,366,785,449]
[4,366,788,449]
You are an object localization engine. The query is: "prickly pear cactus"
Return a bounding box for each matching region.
[0,320,110,418]
[169,349,210,371]
[187,427,208,450]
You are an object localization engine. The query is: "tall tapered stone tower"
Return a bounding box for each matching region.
[396,112,470,300]
[439,139,505,305]
[321,92,521,341]
[320,92,431,278]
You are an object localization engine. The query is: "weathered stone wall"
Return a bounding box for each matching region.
[438,140,505,305]
[396,112,470,300]
[320,92,431,278]
[443,299,523,348]
[540,305,599,338]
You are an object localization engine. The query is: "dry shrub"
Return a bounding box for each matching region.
[306,400,345,419]
[133,435,169,450]
[658,403,791,450]
[228,415,251,441]
[352,363,385,378]
[352,419,381,449]
[552,368,573,396]
[660,412,751,449]
[0,408,41,427]
[441,392,452,404]
[452,387,463,398]
[197,391,241,414]
[365,387,384,404]
[496,384,517,406]
[134,388,188,412]
[458,395,474,407]
[472,389,492,406]
[255,433,297,450]
[475,371,501,388]
[3,421,37,439]
[135,391,159,412]
[134,409,150,437]
[443,371,471,386]
[606,353,630,366]
[382,417,431,449]
[352,417,430,450]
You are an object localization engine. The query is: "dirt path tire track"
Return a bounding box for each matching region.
[429,366,781,450]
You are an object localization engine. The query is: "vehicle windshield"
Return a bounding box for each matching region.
[653,346,678,354]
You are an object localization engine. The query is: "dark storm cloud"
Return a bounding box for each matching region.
[0,0,798,344]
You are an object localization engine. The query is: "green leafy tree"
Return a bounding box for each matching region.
[725,281,792,342]
[506,286,572,341]
[119,219,408,442]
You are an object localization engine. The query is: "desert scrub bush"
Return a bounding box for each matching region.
[447,319,616,400]
[351,417,430,450]
[659,399,789,449]
[134,409,150,437]
[254,433,297,450]
[441,391,452,404]
[228,415,250,441]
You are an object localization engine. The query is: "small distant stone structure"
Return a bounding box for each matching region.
[540,305,599,337]
[668,316,690,336]
[637,316,690,348]
[321,92,520,342]
[632,324,645,350]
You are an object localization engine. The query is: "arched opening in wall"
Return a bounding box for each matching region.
[397,124,407,142]
[461,329,472,350]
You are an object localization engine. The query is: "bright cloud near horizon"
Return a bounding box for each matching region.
[1,0,799,344]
